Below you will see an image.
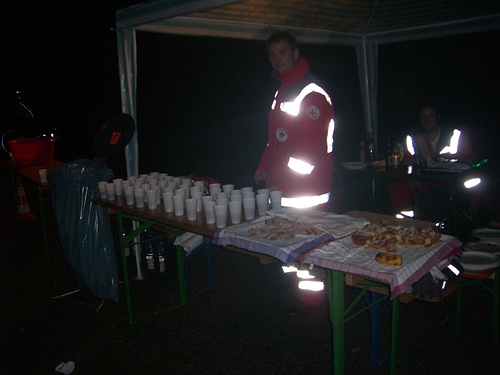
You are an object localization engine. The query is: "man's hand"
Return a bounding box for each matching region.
[254,170,267,184]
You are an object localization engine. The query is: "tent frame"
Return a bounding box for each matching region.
[116,0,500,177]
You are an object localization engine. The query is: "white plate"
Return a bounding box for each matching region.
[458,251,500,272]
[463,241,500,256]
[342,162,369,170]
[470,228,500,242]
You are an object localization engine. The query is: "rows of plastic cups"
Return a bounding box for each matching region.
[97,173,174,204]
[97,174,282,229]
[198,183,282,228]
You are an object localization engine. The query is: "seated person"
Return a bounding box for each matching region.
[404,105,474,165]
[389,105,475,222]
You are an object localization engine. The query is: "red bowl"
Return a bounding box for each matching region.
[9,137,56,167]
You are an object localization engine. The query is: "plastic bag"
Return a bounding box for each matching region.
[49,159,118,302]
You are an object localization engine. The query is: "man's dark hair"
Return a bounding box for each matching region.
[419,104,440,116]
[267,31,298,51]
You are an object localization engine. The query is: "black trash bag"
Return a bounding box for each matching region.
[49,159,119,302]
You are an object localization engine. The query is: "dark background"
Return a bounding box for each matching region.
[1,1,499,187]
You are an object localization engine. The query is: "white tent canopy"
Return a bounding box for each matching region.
[116,0,500,176]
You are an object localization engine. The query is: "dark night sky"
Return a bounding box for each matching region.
[1,2,499,184]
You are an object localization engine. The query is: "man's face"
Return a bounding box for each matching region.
[268,39,299,74]
[420,107,440,132]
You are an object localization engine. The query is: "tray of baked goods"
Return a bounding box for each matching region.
[349,222,444,267]
[305,221,459,271]
[351,223,442,252]
[213,212,335,264]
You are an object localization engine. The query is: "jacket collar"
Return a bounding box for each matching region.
[273,58,310,87]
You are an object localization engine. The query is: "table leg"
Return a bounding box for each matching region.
[116,212,133,324]
[367,292,383,368]
[328,270,345,375]
[390,296,400,375]
[174,228,188,306]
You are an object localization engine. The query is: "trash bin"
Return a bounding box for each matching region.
[49,159,118,301]
[49,113,134,302]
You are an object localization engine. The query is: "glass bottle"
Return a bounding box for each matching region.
[390,141,400,169]
[367,133,375,162]
[359,134,366,163]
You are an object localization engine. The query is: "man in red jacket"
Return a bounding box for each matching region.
[254,31,334,209]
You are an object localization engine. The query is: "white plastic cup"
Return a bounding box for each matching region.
[173,195,185,216]
[193,180,205,190]
[241,186,253,194]
[146,189,157,209]
[185,198,197,220]
[190,186,201,196]
[209,187,221,198]
[216,197,229,208]
[167,181,177,190]
[216,191,228,200]
[229,200,242,224]
[201,195,214,206]
[172,177,182,186]
[124,186,134,205]
[113,178,123,196]
[214,204,228,229]
[222,184,234,193]
[209,183,221,191]
[242,191,255,199]
[179,183,191,198]
[98,181,108,199]
[153,185,161,204]
[162,192,174,212]
[230,189,242,196]
[203,201,216,224]
[121,180,131,190]
[242,197,256,221]
[257,189,270,199]
[270,191,282,210]
[191,190,203,212]
[256,194,269,216]
[105,183,116,201]
[162,186,174,195]
[134,188,145,208]
[142,184,150,201]
[230,194,243,202]
[38,168,48,184]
